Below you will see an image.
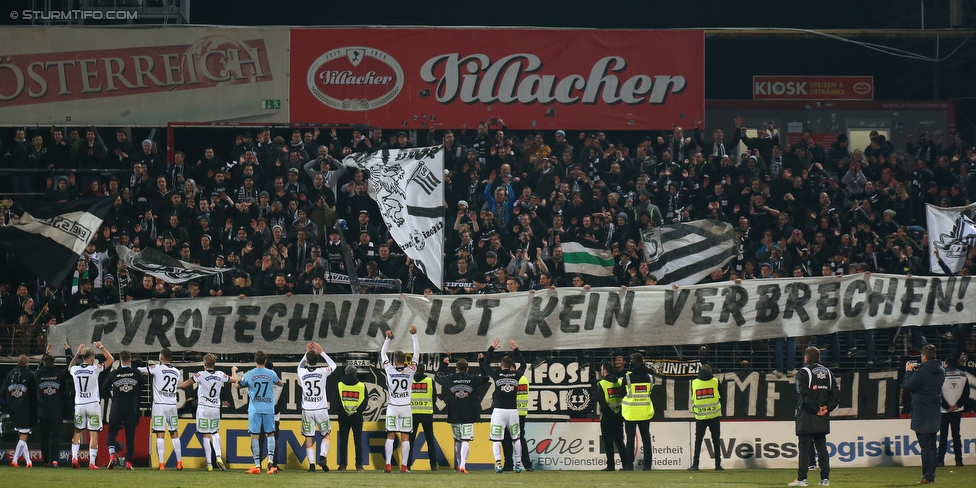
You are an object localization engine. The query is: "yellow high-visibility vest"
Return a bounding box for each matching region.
[410,376,434,415]
[621,373,654,421]
[517,376,530,417]
[599,377,624,416]
[338,382,365,415]
[691,377,721,420]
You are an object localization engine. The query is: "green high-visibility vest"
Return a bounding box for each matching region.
[621,373,654,421]
[517,376,530,417]
[691,377,721,420]
[338,382,365,415]
[410,376,434,414]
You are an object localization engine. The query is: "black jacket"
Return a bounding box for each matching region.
[334,372,367,421]
[903,359,946,434]
[34,363,69,420]
[795,362,840,435]
[435,360,489,424]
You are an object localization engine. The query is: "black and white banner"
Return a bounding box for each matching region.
[49,273,974,355]
[343,145,445,289]
[324,271,399,289]
[0,197,115,286]
[642,219,736,285]
[926,202,976,274]
[116,245,225,283]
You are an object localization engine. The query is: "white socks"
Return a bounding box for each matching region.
[172,438,182,461]
[492,441,502,462]
[400,441,410,467]
[307,447,316,465]
[15,440,27,464]
[203,438,212,467]
[211,433,223,458]
[156,438,165,466]
[89,448,97,466]
[71,443,80,461]
[385,438,394,464]
[320,440,330,458]
[514,437,523,466]
[460,441,470,469]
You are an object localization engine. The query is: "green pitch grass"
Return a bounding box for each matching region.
[5,465,973,487]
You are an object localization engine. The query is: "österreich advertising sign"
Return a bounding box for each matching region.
[290,28,704,130]
[0,26,290,125]
[753,76,874,100]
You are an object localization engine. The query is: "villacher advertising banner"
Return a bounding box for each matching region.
[290,28,704,130]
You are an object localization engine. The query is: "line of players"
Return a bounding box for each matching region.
[1,328,538,473]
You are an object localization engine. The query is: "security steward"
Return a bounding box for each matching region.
[408,363,440,471]
[621,352,654,471]
[688,364,723,471]
[596,361,629,471]
[335,365,366,471]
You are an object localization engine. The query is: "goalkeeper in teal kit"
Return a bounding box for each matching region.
[237,350,284,474]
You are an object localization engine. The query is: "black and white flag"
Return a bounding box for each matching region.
[116,245,224,283]
[641,219,735,285]
[0,197,115,287]
[343,145,445,289]
[926,203,976,274]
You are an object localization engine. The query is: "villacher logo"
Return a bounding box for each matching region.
[306,47,404,111]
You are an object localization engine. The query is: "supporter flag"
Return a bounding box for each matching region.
[561,236,617,286]
[0,197,115,287]
[926,202,976,274]
[115,245,224,283]
[641,219,735,285]
[343,146,445,289]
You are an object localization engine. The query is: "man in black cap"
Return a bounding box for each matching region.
[225,272,257,299]
[65,278,97,319]
[394,132,413,150]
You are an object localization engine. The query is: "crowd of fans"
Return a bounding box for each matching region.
[1,118,974,367]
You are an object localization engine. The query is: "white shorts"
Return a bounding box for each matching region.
[452,423,474,441]
[196,405,221,434]
[152,404,179,433]
[385,404,413,433]
[301,409,332,437]
[74,403,102,431]
[489,408,520,441]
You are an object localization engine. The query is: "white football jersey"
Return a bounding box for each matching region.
[298,364,332,410]
[385,364,416,407]
[70,363,104,405]
[139,364,181,405]
[192,370,229,408]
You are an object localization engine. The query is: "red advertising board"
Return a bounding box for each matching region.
[290,28,704,130]
[753,76,874,100]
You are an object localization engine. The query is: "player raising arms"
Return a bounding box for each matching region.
[435,353,489,473]
[237,350,284,474]
[380,325,420,473]
[481,338,527,473]
[139,348,184,470]
[298,341,336,472]
[68,342,115,469]
[179,353,237,471]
